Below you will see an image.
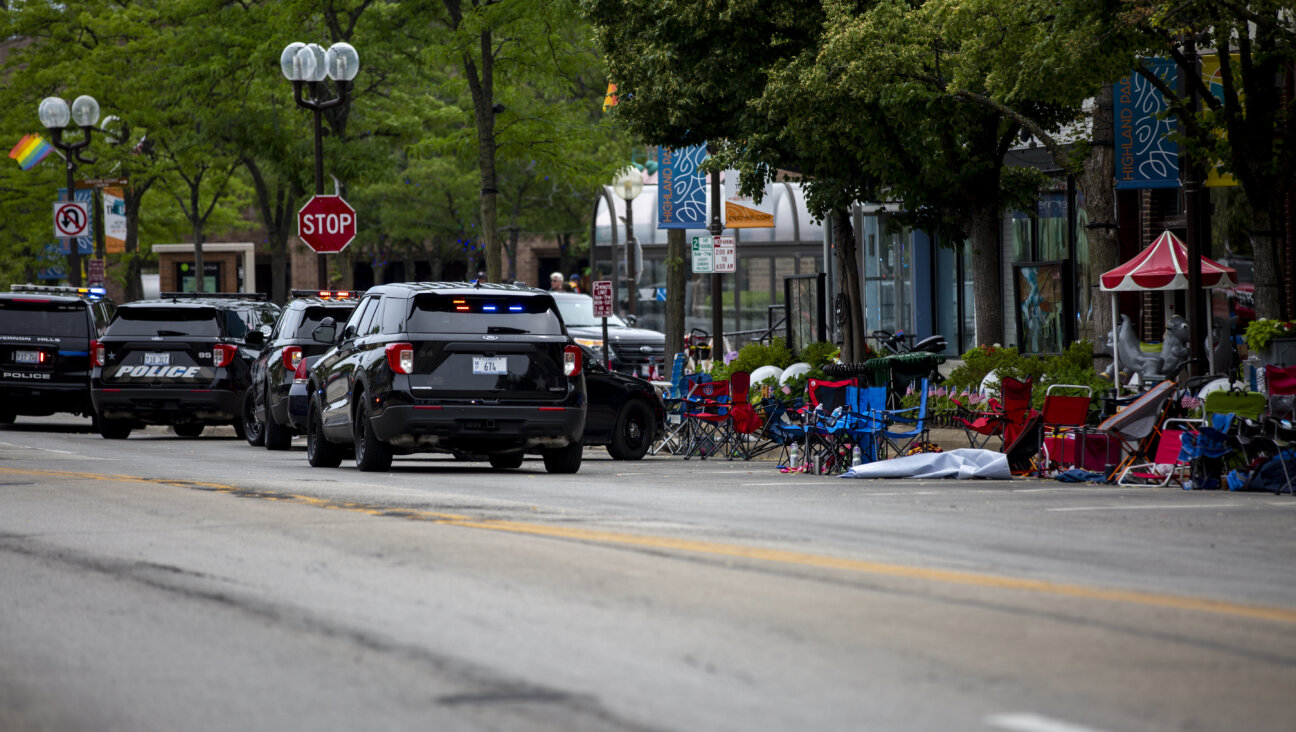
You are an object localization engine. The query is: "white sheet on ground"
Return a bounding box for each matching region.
[839,448,1011,480]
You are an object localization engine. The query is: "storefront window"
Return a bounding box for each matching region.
[1039,191,1067,261]
[1074,190,1094,345]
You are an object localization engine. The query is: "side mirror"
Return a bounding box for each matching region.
[313,316,338,344]
[625,314,637,327]
[243,330,265,347]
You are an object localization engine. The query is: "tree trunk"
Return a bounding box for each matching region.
[1080,82,1120,366]
[123,186,146,302]
[192,183,205,294]
[832,208,866,362]
[968,205,1003,346]
[664,228,687,364]
[1252,202,1285,321]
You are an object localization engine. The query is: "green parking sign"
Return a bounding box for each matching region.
[691,236,713,274]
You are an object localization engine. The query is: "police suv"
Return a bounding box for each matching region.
[90,292,279,439]
[0,284,114,424]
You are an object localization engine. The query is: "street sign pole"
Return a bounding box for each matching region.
[706,150,724,360]
[593,280,613,368]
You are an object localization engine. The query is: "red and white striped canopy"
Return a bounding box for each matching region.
[1100,230,1237,292]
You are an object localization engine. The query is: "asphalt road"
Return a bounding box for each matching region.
[1,415,1294,732]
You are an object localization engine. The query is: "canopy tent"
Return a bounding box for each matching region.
[1100,230,1238,383]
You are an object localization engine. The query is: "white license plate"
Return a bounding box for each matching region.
[14,350,40,364]
[144,352,170,366]
[472,356,507,375]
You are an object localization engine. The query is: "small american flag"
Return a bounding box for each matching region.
[1181,394,1203,410]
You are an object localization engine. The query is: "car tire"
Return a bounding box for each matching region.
[243,391,265,447]
[488,451,525,470]
[264,388,292,451]
[607,399,652,460]
[353,397,393,472]
[173,423,204,438]
[307,401,343,468]
[0,411,14,425]
[542,443,582,474]
[99,418,131,440]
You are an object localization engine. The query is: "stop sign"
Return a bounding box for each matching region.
[298,195,356,254]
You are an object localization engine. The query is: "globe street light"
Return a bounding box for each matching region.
[40,95,100,286]
[281,41,359,289]
[612,167,644,319]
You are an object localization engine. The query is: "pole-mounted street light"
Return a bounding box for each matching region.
[39,94,100,286]
[280,41,359,289]
[612,167,643,320]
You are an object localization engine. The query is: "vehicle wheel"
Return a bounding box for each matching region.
[231,417,247,440]
[0,411,14,425]
[99,418,131,440]
[607,399,652,460]
[352,397,393,472]
[264,390,293,451]
[242,391,265,447]
[542,443,582,474]
[307,402,343,468]
[488,451,525,470]
[173,423,204,438]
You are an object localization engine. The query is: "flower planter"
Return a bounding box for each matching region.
[1265,336,1296,368]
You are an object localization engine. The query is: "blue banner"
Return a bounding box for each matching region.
[657,144,708,229]
[56,187,95,254]
[1114,59,1179,190]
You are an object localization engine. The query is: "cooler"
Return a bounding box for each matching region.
[1043,432,1121,471]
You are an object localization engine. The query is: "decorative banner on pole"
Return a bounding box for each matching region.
[1114,59,1179,190]
[103,187,127,253]
[1201,54,1239,188]
[723,169,775,228]
[657,144,708,229]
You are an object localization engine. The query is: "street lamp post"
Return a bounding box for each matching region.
[280,41,359,290]
[39,95,100,286]
[612,168,643,320]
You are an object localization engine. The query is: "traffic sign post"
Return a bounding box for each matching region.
[713,235,735,273]
[87,258,105,287]
[691,236,714,274]
[298,195,357,254]
[592,280,613,368]
[54,201,90,239]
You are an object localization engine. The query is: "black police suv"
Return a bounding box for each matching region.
[0,284,115,424]
[244,290,363,450]
[577,345,666,460]
[550,292,667,378]
[303,282,587,473]
[90,293,280,439]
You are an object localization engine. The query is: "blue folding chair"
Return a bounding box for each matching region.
[649,360,709,456]
[878,378,931,457]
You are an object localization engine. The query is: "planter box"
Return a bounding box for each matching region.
[1265,337,1296,368]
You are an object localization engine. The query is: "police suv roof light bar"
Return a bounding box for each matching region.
[160,292,270,301]
[10,284,106,299]
[290,289,364,300]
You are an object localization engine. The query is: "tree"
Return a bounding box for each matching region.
[1121,0,1296,320]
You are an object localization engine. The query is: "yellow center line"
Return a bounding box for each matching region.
[7,466,1296,625]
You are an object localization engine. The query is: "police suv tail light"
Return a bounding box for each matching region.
[386,343,414,374]
[282,346,303,371]
[293,356,310,384]
[213,344,238,368]
[563,344,582,377]
[91,339,105,367]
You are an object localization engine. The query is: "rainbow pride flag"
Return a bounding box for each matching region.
[8,133,54,170]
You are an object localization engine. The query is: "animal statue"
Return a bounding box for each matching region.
[1107,315,1159,381]
[1158,315,1191,377]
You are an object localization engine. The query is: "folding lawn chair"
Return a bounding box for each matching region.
[682,377,734,460]
[649,367,710,456]
[803,378,858,473]
[1073,380,1176,483]
[842,385,888,465]
[1116,418,1196,487]
[1039,384,1094,471]
[878,378,932,457]
[1264,365,1296,421]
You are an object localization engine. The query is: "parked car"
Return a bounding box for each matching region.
[90,292,280,439]
[0,284,115,425]
[244,290,363,450]
[577,345,666,459]
[303,282,587,473]
[550,291,667,379]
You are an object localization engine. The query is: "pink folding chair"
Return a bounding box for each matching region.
[1117,418,1197,487]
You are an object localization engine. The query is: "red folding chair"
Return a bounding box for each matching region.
[1039,384,1093,470]
[1116,418,1197,487]
[999,377,1037,448]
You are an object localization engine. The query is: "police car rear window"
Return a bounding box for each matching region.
[297,306,355,338]
[0,300,88,338]
[108,307,221,337]
[405,294,563,335]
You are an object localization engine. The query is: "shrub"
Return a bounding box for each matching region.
[710,337,796,382]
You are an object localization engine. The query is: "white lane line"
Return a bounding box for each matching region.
[1015,487,1131,493]
[0,441,75,454]
[1047,504,1244,512]
[985,712,1111,732]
